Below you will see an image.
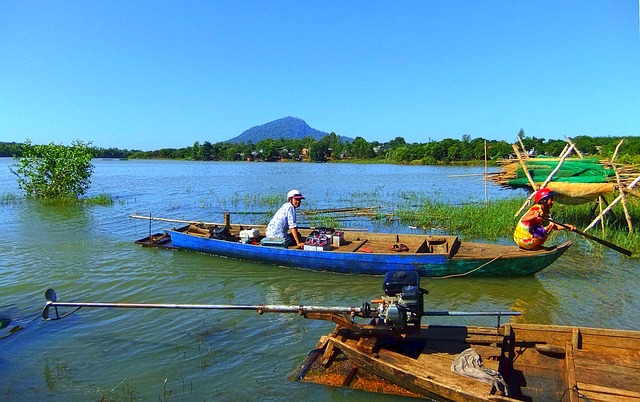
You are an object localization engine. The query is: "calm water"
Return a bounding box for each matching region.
[1,158,638,401]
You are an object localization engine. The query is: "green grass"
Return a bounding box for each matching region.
[82,194,114,205]
[0,193,114,206]
[396,195,640,255]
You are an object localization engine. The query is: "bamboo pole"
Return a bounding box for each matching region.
[585,174,640,232]
[610,140,633,232]
[129,214,367,232]
[514,144,575,217]
[517,136,529,158]
[484,140,488,208]
[512,144,537,190]
[564,136,584,159]
[539,144,574,189]
[598,196,605,237]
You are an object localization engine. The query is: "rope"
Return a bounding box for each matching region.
[433,255,502,279]
[559,386,589,402]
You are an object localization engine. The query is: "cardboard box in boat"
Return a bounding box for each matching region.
[304,243,331,251]
[304,235,331,251]
[332,231,345,247]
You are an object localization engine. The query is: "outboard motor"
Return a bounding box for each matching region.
[379,271,427,329]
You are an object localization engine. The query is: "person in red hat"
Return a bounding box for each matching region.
[514,188,574,249]
[265,189,306,248]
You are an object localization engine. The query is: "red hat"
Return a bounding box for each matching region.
[534,188,555,204]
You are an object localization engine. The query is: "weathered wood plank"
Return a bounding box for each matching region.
[338,239,367,253]
[333,336,494,402]
[577,381,640,400]
[574,348,640,370]
[573,363,640,392]
[566,340,579,402]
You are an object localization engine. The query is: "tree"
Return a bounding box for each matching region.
[11,140,94,199]
[309,141,328,162]
[350,137,374,159]
[191,141,202,160]
[202,141,213,161]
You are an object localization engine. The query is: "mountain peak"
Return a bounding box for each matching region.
[227,116,328,143]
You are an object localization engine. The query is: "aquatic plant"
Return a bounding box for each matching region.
[11,140,94,199]
[0,193,20,205]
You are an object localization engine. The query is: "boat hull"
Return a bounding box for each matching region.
[165,228,571,277]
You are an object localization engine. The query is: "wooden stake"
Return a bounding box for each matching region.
[599,196,605,237]
[517,136,529,158]
[512,144,537,190]
[558,144,570,159]
[484,140,488,208]
[585,174,640,231]
[564,136,584,159]
[611,140,633,233]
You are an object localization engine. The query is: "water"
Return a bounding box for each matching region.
[1,158,638,401]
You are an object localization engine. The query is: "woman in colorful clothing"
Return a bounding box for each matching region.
[514,188,574,250]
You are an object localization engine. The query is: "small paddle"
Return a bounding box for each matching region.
[547,217,632,257]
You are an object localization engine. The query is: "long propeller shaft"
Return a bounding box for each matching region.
[42,289,520,321]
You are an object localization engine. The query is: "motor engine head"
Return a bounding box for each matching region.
[378,271,426,329]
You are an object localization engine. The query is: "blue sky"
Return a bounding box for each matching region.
[1,1,639,151]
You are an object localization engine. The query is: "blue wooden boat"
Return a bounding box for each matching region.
[135,220,571,277]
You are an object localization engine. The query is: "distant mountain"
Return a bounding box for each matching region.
[227,116,340,143]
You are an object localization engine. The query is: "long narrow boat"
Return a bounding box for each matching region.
[297,322,640,401]
[133,217,571,277]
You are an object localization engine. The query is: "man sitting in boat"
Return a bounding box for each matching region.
[514,188,574,250]
[266,189,306,248]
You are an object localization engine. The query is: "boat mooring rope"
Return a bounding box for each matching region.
[433,255,502,279]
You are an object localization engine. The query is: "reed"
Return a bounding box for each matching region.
[397,198,520,240]
[0,192,114,206]
[0,193,20,204]
[397,196,640,255]
[82,194,114,205]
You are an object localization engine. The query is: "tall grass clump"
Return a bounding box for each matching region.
[82,194,114,205]
[397,197,521,240]
[397,195,640,255]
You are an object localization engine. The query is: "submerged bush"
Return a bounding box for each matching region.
[11,140,94,199]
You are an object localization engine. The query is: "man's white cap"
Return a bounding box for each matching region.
[287,189,305,200]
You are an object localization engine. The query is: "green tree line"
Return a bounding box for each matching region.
[3,131,640,164]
